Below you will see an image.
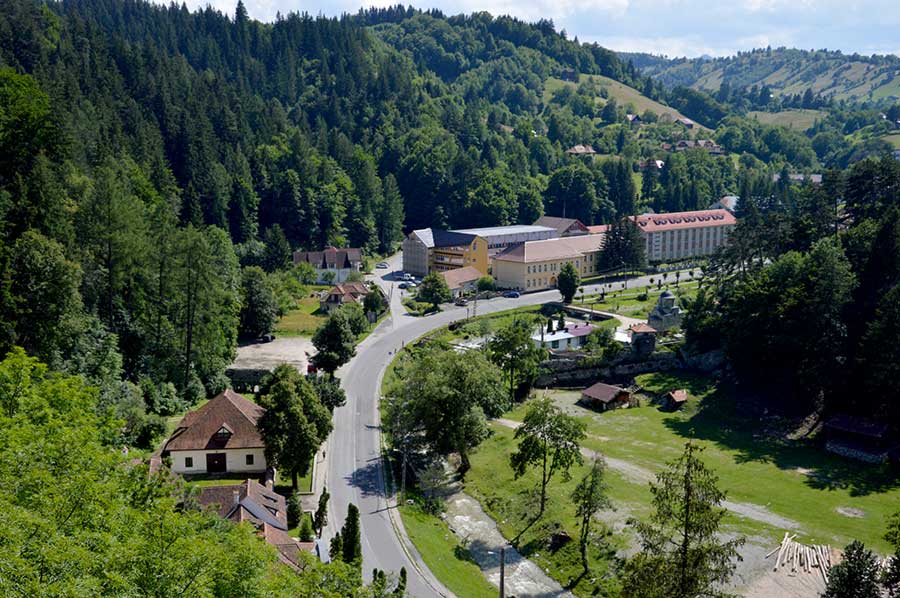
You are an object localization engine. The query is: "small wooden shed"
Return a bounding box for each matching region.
[580,382,631,412]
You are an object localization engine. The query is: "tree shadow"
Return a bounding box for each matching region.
[660,377,900,497]
[344,458,388,499]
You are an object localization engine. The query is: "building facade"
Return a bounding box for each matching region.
[162,389,268,475]
[292,247,363,284]
[492,235,606,291]
[401,229,489,277]
[636,209,736,262]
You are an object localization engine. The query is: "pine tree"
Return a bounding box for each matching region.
[341,503,362,568]
[823,541,881,598]
[622,442,744,598]
[314,489,330,537]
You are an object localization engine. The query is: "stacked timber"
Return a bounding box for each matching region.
[766,532,834,585]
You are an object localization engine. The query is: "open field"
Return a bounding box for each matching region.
[544,75,709,131]
[748,109,826,131]
[580,280,699,319]
[881,133,900,149]
[274,296,328,337]
[504,373,900,551]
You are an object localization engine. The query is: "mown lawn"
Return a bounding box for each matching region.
[748,109,825,131]
[400,504,498,598]
[275,296,328,337]
[505,373,900,551]
[578,281,699,319]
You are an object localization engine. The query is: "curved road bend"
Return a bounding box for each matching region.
[323,257,693,597]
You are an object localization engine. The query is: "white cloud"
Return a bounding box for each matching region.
[591,35,729,58]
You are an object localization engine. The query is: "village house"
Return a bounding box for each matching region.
[293,247,363,284]
[710,195,740,213]
[401,229,488,278]
[579,382,631,412]
[440,266,484,298]
[565,144,597,156]
[492,234,606,291]
[197,479,314,567]
[672,139,724,155]
[674,117,695,129]
[626,113,642,126]
[636,209,736,262]
[663,389,688,410]
[533,216,590,237]
[161,389,268,476]
[532,321,594,351]
[772,172,824,185]
[319,282,370,314]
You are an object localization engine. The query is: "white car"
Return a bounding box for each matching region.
[376,261,389,269]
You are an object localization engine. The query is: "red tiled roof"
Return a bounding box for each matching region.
[636,209,736,233]
[163,390,265,452]
[581,382,629,404]
[323,282,369,304]
[586,224,610,235]
[533,216,589,236]
[629,323,657,334]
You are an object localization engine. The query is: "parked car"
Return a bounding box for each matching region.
[454,297,469,306]
[376,261,389,269]
[503,290,521,298]
[258,333,275,343]
[398,282,409,289]
[407,282,417,289]
[403,273,414,281]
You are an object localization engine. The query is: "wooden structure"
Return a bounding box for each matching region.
[579,382,631,412]
[663,389,688,410]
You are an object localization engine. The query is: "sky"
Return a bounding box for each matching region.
[181,0,900,58]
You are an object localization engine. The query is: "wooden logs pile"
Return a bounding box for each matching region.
[767,532,834,585]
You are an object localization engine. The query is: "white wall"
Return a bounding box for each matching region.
[170,448,267,475]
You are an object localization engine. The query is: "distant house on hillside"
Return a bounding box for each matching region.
[772,172,823,185]
[161,389,267,476]
[626,113,642,126]
[559,68,579,82]
[533,216,590,237]
[319,282,370,314]
[579,382,631,412]
[197,480,314,567]
[710,195,740,213]
[672,139,723,155]
[293,247,362,284]
[675,117,695,129]
[565,144,597,156]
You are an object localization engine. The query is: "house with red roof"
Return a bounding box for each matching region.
[293,246,363,283]
[636,209,736,262]
[161,389,268,475]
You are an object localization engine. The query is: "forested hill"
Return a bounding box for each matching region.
[622,47,900,105]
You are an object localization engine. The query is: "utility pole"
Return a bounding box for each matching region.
[499,546,505,598]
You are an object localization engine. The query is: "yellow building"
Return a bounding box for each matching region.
[402,228,488,276]
[430,232,488,275]
[492,235,606,291]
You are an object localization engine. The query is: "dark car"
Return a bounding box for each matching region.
[398,282,409,289]
[256,333,275,343]
[503,290,521,298]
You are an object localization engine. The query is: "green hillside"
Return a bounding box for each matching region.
[627,48,900,104]
[748,109,827,131]
[544,74,710,131]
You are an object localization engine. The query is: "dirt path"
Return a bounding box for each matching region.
[493,419,801,531]
[443,490,576,598]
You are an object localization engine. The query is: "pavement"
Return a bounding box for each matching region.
[321,253,699,597]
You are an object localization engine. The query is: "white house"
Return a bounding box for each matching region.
[161,389,268,475]
[532,322,595,350]
[293,247,363,284]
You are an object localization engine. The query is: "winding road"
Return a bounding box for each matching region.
[322,254,690,596]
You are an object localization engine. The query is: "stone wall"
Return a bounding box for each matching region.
[534,348,724,387]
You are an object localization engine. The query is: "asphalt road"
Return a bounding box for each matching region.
[323,256,697,597]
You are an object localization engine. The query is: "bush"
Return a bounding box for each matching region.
[476,276,495,292]
[299,514,315,541]
[637,292,649,301]
[287,493,302,529]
